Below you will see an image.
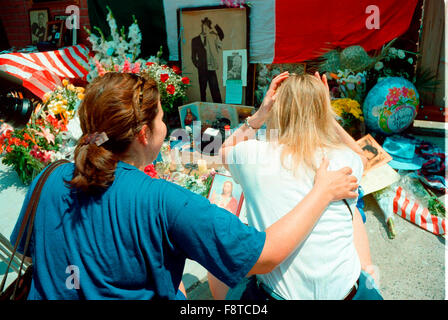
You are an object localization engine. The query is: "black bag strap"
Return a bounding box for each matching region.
[343,199,354,220]
[0,159,69,296]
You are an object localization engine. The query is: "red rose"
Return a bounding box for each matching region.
[160,73,169,83]
[166,84,175,95]
[144,164,158,178]
[181,77,190,84]
[146,62,155,67]
[172,65,181,75]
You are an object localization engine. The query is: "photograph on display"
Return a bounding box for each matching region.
[223,49,247,86]
[29,9,49,44]
[207,173,244,217]
[357,134,392,173]
[177,5,249,104]
[44,20,64,48]
[179,104,200,128]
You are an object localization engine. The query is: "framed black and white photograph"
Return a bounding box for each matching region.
[44,20,64,48]
[177,5,252,105]
[223,49,247,86]
[29,8,49,44]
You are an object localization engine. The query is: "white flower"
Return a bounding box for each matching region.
[397,50,406,59]
[374,61,384,71]
[407,57,413,64]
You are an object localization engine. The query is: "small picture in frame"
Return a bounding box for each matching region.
[357,134,392,173]
[29,8,49,44]
[207,173,244,217]
[45,20,64,48]
[179,104,201,128]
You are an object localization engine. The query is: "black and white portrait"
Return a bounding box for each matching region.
[227,54,242,81]
[178,6,248,104]
[191,17,224,103]
[29,9,49,44]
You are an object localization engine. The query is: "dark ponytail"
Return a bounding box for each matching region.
[68,72,159,193]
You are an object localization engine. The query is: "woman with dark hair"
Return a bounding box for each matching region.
[9,72,358,300]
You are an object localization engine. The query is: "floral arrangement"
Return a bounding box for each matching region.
[84,6,144,81]
[330,70,367,103]
[140,61,190,113]
[0,82,84,184]
[142,141,214,197]
[371,46,416,82]
[43,79,84,122]
[85,7,190,113]
[331,98,364,134]
[220,0,252,8]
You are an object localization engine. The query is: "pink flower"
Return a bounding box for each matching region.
[146,62,154,67]
[401,86,409,97]
[114,64,120,72]
[132,62,141,74]
[122,59,131,73]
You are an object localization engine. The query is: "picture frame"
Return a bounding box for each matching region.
[207,173,245,217]
[44,20,64,48]
[54,15,76,46]
[29,8,49,44]
[177,5,253,106]
[357,134,393,173]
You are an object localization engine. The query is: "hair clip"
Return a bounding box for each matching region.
[86,132,109,146]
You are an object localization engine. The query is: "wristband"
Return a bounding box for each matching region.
[244,116,260,130]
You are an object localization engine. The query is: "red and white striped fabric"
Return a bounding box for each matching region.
[0,44,90,99]
[393,186,446,236]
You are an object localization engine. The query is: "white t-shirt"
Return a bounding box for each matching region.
[227,140,363,300]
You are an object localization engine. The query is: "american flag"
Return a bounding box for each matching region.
[393,186,446,236]
[0,44,90,99]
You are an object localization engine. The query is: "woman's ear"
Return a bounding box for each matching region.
[138,124,150,145]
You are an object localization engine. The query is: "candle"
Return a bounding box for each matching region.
[198,159,207,174]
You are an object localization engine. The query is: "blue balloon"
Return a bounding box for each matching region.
[363,77,419,135]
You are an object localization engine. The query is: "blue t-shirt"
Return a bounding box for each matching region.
[10,161,265,300]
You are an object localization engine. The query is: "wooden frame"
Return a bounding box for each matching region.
[44,20,64,48]
[29,8,49,44]
[177,5,254,106]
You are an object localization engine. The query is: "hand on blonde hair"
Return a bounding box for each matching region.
[259,71,289,115]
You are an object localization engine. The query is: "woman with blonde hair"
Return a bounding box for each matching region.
[212,72,382,300]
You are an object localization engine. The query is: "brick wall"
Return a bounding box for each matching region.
[0,0,90,48]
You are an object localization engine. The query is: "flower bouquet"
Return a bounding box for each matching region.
[330,70,367,104]
[85,7,190,115]
[0,81,84,184]
[140,61,190,113]
[331,98,365,139]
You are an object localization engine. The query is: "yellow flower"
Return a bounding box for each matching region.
[63,99,68,105]
[57,93,63,100]
[42,92,51,103]
[76,87,85,93]
[77,93,85,100]
[68,84,75,91]
[62,79,69,87]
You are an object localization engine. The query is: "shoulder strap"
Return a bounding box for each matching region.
[0,159,70,295]
[343,199,354,220]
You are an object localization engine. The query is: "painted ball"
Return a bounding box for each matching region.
[363,77,419,135]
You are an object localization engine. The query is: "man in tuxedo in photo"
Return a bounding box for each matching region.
[191,17,224,103]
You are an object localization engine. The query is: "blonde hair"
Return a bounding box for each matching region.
[266,74,343,173]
